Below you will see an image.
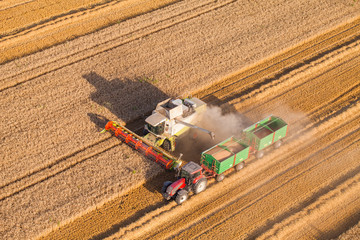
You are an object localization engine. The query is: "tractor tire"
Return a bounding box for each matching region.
[162,181,172,193]
[256,150,264,159]
[175,190,188,205]
[193,178,207,194]
[274,140,282,149]
[216,173,225,182]
[235,162,245,171]
[161,139,172,152]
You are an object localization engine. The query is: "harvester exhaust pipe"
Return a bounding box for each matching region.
[175,119,215,140]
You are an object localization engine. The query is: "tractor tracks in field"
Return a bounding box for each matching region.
[257,172,360,239]
[0,0,120,39]
[0,136,121,201]
[0,0,238,90]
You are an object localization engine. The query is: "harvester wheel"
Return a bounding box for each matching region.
[193,178,207,194]
[256,151,264,159]
[235,162,245,171]
[175,190,188,205]
[162,181,172,193]
[216,174,225,182]
[274,140,282,149]
[161,139,172,152]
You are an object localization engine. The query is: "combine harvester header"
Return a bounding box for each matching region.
[102,121,182,170]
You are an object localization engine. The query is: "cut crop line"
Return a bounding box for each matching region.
[241,54,360,117]
[227,46,360,116]
[0,0,123,38]
[259,174,360,239]
[0,0,36,12]
[197,27,360,106]
[0,0,236,91]
[204,34,360,109]
[189,134,360,240]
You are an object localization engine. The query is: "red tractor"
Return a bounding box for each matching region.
[162,162,208,204]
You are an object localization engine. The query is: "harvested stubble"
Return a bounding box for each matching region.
[0,0,181,64]
[0,0,360,239]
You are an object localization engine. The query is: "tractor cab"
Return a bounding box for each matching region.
[178,162,203,185]
[163,161,207,204]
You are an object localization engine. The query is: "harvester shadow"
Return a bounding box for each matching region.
[83,71,169,123]
[83,72,178,239]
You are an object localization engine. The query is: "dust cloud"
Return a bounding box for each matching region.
[174,106,249,163]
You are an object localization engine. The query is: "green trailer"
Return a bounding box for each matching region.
[200,137,250,181]
[199,116,287,181]
[162,115,289,204]
[242,115,288,158]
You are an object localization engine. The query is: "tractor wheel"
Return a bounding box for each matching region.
[175,190,188,205]
[193,178,207,194]
[161,139,172,152]
[216,174,225,182]
[162,181,172,193]
[235,162,245,171]
[274,140,282,149]
[256,151,264,159]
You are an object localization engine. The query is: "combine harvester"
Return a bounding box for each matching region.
[102,97,214,169]
[102,98,288,204]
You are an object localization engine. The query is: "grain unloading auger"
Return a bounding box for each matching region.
[102,121,182,170]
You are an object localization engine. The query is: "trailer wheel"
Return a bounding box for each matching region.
[235,162,245,171]
[256,151,264,159]
[175,190,188,205]
[162,181,172,193]
[193,178,207,194]
[161,139,172,152]
[216,174,225,182]
[274,140,282,149]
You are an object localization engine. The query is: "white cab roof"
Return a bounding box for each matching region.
[145,112,167,126]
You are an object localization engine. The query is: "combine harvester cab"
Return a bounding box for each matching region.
[142,97,212,152]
